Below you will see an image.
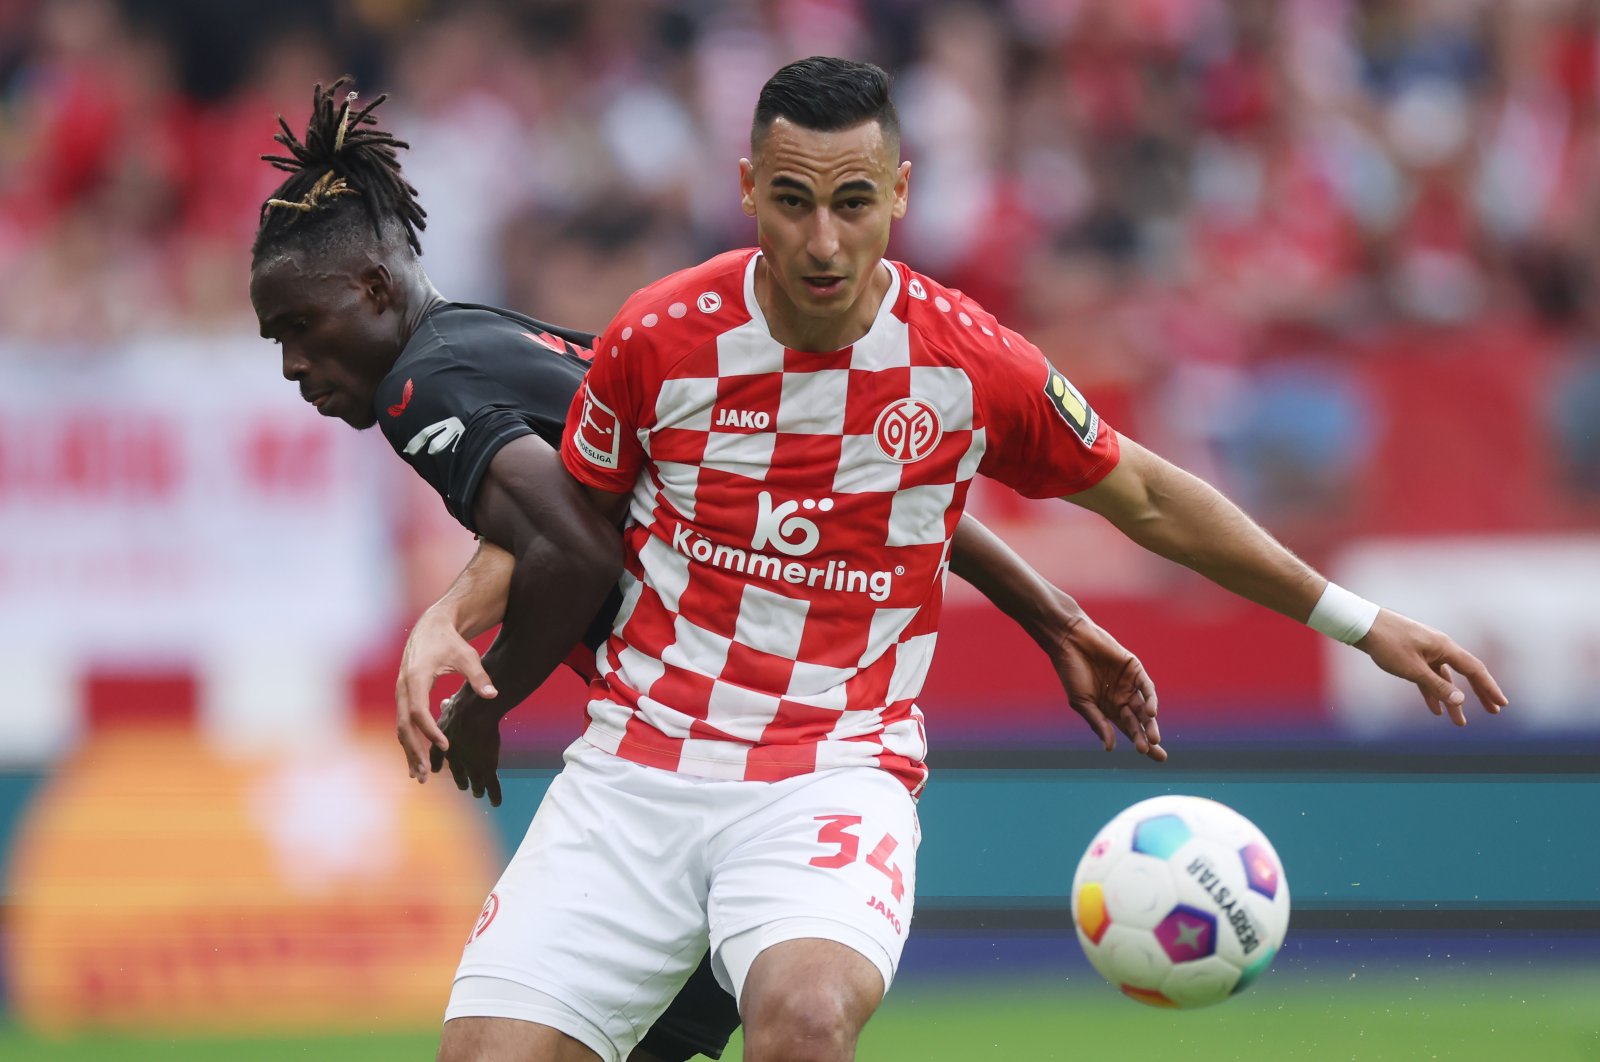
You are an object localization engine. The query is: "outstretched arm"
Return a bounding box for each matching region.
[950,515,1163,761]
[1070,437,1507,723]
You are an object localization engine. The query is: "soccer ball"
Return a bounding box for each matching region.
[1071,795,1290,1008]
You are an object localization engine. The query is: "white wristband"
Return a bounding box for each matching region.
[1307,582,1380,645]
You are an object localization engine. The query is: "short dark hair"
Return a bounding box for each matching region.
[251,78,426,266]
[751,56,899,152]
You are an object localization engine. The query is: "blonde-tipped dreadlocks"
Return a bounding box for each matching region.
[251,78,427,262]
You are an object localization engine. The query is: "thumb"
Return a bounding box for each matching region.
[456,647,498,699]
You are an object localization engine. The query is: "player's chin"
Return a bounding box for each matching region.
[341,405,380,430]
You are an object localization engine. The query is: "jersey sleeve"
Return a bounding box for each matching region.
[559,321,647,493]
[377,358,536,533]
[973,323,1121,498]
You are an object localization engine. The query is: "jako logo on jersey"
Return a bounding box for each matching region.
[386,377,414,418]
[874,398,943,463]
[697,291,723,313]
[403,416,465,455]
[575,391,621,469]
[751,490,831,556]
[467,891,499,944]
[714,408,770,430]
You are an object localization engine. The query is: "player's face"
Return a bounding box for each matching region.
[740,118,909,345]
[250,254,402,430]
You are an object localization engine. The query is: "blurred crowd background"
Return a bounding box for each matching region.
[5,0,1600,519]
[2,0,1599,1046]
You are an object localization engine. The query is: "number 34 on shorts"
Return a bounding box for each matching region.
[809,813,911,936]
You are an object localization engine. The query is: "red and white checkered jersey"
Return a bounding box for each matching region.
[560,249,1120,793]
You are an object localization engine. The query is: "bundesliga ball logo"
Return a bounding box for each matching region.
[874,398,942,463]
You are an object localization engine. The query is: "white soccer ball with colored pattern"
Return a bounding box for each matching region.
[1071,795,1290,1008]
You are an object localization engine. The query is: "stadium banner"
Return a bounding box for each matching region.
[5,728,496,1034]
[0,341,399,759]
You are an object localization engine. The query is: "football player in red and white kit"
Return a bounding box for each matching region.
[251,80,1164,1062]
[435,58,1506,1062]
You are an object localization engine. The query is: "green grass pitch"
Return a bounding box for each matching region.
[3,971,1596,1061]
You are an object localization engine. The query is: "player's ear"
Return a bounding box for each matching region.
[892,160,910,221]
[739,159,757,218]
[361,263,394,313]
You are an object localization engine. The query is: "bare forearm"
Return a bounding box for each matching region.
[1077,440,1325,622]
[950,514,1084,649]
[427,540,514,640]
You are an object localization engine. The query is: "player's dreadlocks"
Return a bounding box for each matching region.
[251,78,426,264]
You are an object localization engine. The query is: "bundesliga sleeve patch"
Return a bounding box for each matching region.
[575,390,622,469]
[1044,368,1100,448]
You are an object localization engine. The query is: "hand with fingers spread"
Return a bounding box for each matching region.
[1048,606,1165,762]
[430,689,505,806]
[1355,609,1508,725]
[396,606,499,782]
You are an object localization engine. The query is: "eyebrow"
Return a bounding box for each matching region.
[770,175,879,197]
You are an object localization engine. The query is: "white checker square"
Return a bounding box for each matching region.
[957,427,986,481]
[660,614,733,677]
[655,376,719,431]
[785,660,855,707]
[887,633,939,703]
[832,433,905,495]
[909,365,975,430]
[653,460,702,520]
[706,679,785,740]
[639,533,691,613]
[717,319,785,378]
[886,482,956,547]
[848,293,910,371]
[879,714,927,760]
[828,708,885,740]
[731,582,810,659]
[776,369,849,435]
[611,569,645,633]
[615,644,667,700]
[634,693,697,738]
[702,430,776,480]
[859,607,918,669]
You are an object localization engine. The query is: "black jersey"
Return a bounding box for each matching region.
[375,302,595,533]
[374,302,620,662]
[372,302,740,1061]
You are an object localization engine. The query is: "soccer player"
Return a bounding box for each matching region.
[425,57,1507,1062]
[248,80,1162,1062]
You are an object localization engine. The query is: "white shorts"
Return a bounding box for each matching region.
[445,738,920,1062]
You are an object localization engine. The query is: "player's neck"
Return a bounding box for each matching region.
[399,274,448,343]
[756,258,891,353]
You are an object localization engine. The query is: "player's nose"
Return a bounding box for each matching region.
[806,210,840,264]
[280,345,309,382]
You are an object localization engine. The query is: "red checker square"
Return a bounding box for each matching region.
[715,372,782,420]
[745,742,818,782]
[648,664,717,722]
[722,642,799,696]
[763,700,848,745]
[842,367,913,435]
[768,433,845,485]
[648,426,711,464]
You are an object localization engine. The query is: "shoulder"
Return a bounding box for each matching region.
[598,249,756,373]
[894,263,1005,356]
[891,262,1028,386]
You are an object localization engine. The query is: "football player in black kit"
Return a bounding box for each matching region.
[249,81,1163,1062]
